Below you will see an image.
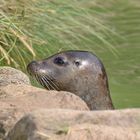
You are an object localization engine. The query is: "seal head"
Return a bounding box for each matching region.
[27,50,114,110]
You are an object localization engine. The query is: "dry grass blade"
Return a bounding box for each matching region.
[9,28,35,57]
[0,45,10,64]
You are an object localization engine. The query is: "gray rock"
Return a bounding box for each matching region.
[5,109,140,140]
[0,66,30,86]
[0,84,89,139]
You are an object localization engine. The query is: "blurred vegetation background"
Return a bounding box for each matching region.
[0,0,140,109]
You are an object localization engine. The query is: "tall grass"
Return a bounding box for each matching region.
[0,0,119,71]
[0,1,32,69]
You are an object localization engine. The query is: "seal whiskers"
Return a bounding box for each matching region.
[42,75,56,90]
[34,73,59,90]
[36,74,50,90]
[44,75,60,90]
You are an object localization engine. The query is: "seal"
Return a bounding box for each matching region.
[27,50,114,110]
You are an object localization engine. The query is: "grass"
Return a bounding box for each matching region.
[0,0,140,109]
[96,0,140,108]
[0,0,35,69]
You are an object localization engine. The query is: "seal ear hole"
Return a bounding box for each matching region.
[74,60,81,67]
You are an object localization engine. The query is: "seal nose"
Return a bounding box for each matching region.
[27,60,38,75]
[30,60,37,66]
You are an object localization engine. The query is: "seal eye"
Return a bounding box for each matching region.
[54,57,65,65]
[74,60,81,67]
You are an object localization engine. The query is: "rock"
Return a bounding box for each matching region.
[0,66,30,86]
[5,109,140,140]
[0,84,89,111]
[0,84,89,139]
[1,66,140,140]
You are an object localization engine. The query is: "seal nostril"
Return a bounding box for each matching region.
[31,60,37,65]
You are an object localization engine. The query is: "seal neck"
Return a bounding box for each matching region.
[82,87,114,110]
[73,74,114,110]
